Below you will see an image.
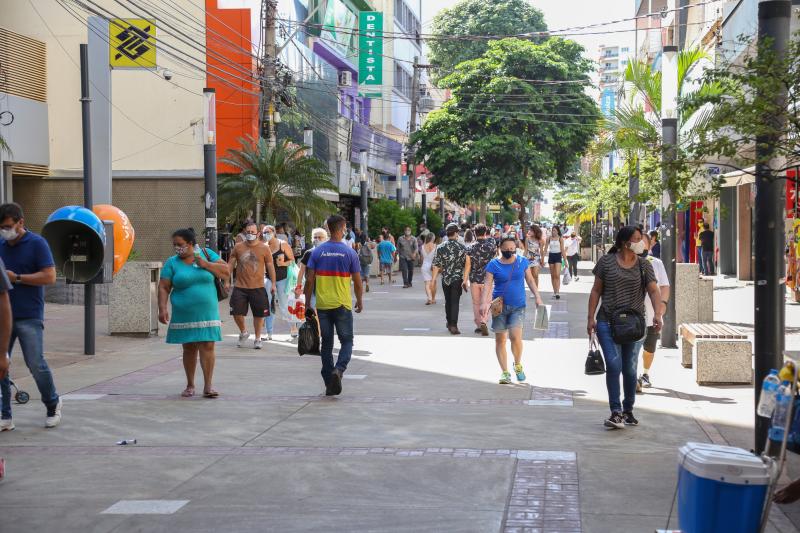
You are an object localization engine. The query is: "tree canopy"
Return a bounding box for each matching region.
[427,0,547,79]
[683,34,800,178]
[411,38,600,222]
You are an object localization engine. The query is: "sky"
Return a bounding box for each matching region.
[421,0,636,64]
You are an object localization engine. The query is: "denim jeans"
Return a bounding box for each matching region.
[399,257,415,286]
[696,246,705,275]
[263,278,274,334]
[595,320,642,414]
[1,318,59,419]
[702,250,715,276]
[317,307,354,385]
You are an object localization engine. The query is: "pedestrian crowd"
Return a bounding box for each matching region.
[0,201,673,431]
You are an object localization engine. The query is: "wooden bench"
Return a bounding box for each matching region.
[679,323,752,385]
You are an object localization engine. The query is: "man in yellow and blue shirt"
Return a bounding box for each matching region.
[305,215,363,396]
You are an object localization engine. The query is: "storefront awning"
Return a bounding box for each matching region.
[721,166,755,187]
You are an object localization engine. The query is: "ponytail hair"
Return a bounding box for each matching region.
[608,225,641,254]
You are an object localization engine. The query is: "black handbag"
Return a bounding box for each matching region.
[609,258,647,344]
[201,247,230,301]
[585,335,605,375]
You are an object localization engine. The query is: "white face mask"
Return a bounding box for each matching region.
[264,232,273,242]
[0,228,18,241]
[174,245,189,256]
[245,233,258,241]
[629,241,646,255]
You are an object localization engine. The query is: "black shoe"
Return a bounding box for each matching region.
[555,294,561,300]
[604,412,624,429]
[474,328,482,334]
[329,369,342,396]
[479,322,489,336]
[622,411,639,426]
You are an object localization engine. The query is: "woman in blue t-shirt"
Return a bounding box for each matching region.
[480,237,544,385]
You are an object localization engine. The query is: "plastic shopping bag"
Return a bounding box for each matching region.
[562,269,572,286]
[286,262,300,293]
[533,304,550,330]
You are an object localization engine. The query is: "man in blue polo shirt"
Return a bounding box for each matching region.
[0,203,61,430]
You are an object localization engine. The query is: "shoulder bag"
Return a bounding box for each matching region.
[609,257,647,344]
[201,247,230,301]
[490,258,518,318]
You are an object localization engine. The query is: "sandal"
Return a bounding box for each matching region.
[181,386,195,398]
[203,390,219,398]
[425,300,432,305]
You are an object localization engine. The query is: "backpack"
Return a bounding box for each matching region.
[358,243,373,265]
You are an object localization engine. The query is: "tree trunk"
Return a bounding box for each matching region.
[479,199,487,224]
[255,201,261,224]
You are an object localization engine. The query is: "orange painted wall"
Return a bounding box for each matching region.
[206,0,259,174]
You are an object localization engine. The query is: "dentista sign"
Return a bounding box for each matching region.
[358,11,383,87]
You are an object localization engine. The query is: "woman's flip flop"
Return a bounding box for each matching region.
[181,387,195,398]
[203,390,219,398]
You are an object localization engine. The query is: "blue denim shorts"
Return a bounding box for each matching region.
[491,304,526,332]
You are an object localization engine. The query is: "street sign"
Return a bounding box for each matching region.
[358,12,383,87]
[109,19,156,68]
[488,203,501,213]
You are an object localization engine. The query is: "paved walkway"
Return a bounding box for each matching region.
[0,262,798,532]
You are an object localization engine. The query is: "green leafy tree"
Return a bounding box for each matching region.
[367,199,417,239]
[218,136,337,233]
[427,0,547,79]
[411,207,442,236]
[683,34,800,181]
[413,38,600,223]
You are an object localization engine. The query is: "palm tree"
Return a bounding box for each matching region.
[219,136,337,231]
[598,47,723,205]
[0,132,11,156]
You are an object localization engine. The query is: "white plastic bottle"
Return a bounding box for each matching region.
[757,369,781,418]
[769,381,793,443]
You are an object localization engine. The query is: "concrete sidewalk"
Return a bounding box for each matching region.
[0,267,797,532]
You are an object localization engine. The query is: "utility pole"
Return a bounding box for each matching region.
[660,44,679,349]
[408,55,421,220]
[79,44,95,356]
[260,0,278,149]
[754,0,791,454]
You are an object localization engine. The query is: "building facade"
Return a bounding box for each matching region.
[0,0,211,261]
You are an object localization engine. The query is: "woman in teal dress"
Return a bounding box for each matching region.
[158,228,229,398]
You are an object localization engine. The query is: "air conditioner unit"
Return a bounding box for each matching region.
[338,70,352,87]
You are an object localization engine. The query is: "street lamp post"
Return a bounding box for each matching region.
[203,88,218,252]
[396,164,403,207]
[303,126,313,158]
[360,149,368,235]
[660,45,679,349]
[420,172,428,226]
[754,0,791,454]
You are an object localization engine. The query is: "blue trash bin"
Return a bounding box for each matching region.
[678,442,770,533]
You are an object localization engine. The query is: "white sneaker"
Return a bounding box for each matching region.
[0,418,14,431]
[237,331,249,347]
[45,398,62,428]
[267,333,273,341]
[254,339,263,350]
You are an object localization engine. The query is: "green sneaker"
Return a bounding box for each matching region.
[499,371,512,385]
[514,363,526,382]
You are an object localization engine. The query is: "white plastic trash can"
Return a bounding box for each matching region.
[677,442,770,533]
